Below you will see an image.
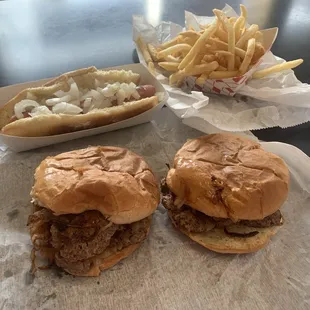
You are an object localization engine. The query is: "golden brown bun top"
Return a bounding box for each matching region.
[31,146,160,224]
[166,134,289,221]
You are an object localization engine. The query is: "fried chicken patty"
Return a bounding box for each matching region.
[28,207,150,275]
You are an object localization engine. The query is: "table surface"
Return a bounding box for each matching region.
[0,0,309,155]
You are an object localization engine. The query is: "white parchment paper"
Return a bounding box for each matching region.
[133,5,310,132]
[1,108,310,310]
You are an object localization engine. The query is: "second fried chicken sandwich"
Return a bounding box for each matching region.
[162,133,290,254]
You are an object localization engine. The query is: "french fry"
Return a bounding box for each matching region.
[254,31,263,43]
[153,4,304,89]
[157,44,192,58]
[181,51,190,58]
[209,70,238,79]
[213,9,235,70]
[206,49,217,55]
[215,27,228,42]
[196,73,209,86]
[173,52,182,58]
[239,38,256,75]
[158,62,180,72]
[217,65,227,71]
[203,54,217,62]
[165,55,181,62]
[205,43,212,49]
[252,59,304,79]
[216,54,232,69]
[182,36,199,46]
[251,42,265,64]
[213,9,227,31]
[229,17,237,24]
[236,24,259,48]
[225,21,235,70]
[147,44,160,61]
[161,37,179,49]
[178,19,219,70]
[148,62,156,75]
[169,70,185,86]
[208,38,246,58]
[192,53,205,65]
[234,16,245,41]
[240,4,247,30]
[235,56,242,69]
[179,30,201,39]
[217,55,227,68]
[215,50,234,57]
[199,24,210,30]
[136,37,152,64]
[184,61,219,76]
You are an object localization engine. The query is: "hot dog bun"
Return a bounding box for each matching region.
[0,67,159,137]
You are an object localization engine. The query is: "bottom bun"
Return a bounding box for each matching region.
[169,213,280,254]
[78,243,141,277]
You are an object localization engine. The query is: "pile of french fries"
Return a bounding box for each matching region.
[136,5,303,88]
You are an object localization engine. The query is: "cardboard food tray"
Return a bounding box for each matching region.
[0,64,168,152]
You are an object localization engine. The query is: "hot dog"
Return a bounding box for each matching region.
[0,67,162,137]
[136,85,156,98]
[9,85,157,123]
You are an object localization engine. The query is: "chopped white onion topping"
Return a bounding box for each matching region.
[46,95,72,106]
[81,89,102,101]
[29,106,52,117]
[96,82,140,105]
[54,79,79,100]
[52,102,82,115]
[100,84,119,97]
[69,99,81,106]
[13,80,141,119]
[14,100,39,119]
[83,98,92,108]
[116,88,126,105]
[54,89,66,98]
[82,98,92,113]
[91,99,102,109]
[69,81,80,99]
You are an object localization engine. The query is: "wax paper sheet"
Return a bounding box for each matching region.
[133,5,310,132]
[0,108,310,310]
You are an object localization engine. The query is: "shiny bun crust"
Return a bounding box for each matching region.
[31,146,160,224]
[166,134,289,221]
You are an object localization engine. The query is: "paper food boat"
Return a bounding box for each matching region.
[133,12,278,97]
[0,64,168,152]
